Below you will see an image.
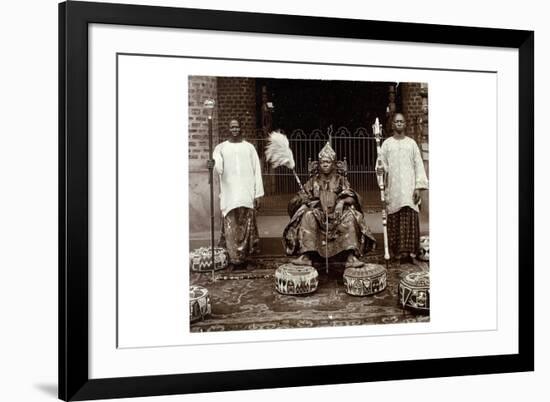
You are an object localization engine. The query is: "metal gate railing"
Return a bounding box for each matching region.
[252,126,382,214]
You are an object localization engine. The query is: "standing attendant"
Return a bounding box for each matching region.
[210,119,264,270]
[376,113,428,263]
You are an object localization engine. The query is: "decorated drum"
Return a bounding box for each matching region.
[189,285,212,322]
[417,235,429,261]
[275,263,319,295]
[343,263,387,296]
[398,271,430,310]
[190,246,228,272]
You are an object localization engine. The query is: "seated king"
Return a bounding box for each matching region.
[283,142,376,268]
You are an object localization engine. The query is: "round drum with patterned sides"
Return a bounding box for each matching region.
[190,247,228,272]
[189,285,212,322]
[398,271,430,310]
[275,263,319,295]
[417,235,429,261]
[343,263,387,296]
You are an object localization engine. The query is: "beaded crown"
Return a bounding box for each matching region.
[318,142,336,161]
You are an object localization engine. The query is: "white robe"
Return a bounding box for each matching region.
[377,136,429,215]
[212,140,264,217]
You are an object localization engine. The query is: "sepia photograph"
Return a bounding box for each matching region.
[188,76,430,332]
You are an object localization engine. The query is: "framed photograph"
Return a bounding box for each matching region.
[59,1,534,400]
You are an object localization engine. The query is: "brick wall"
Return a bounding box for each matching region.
[401,82,429,217]
[187,76,258,234]
[217,77,257,143]
[188,76,221,234]
[188,76,219,171]
[401,82,423,138]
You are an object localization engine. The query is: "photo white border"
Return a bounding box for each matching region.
[89,24,518,378]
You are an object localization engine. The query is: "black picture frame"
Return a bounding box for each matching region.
[59,1,534,400]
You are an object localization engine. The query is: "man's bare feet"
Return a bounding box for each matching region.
[227,262,245,271]
[345,253,364,268]
[292,254,312,266]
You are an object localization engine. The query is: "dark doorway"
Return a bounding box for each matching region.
[255,78,401,214]
[256,78,401,136]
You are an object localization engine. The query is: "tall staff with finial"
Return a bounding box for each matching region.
[373,118,391,268]
[204,99,216,280]
[323,125,333,274]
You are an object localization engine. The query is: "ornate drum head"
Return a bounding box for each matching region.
[190,246,228,272]
[398,271,430,310]
[417,235,429,261]
[189,285,212,322]
[343,264,387,296]
[275,263,319,295]
[343,263,387,296]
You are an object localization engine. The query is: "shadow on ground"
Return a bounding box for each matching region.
[34,383,57,398]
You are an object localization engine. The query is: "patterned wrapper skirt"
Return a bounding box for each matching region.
[219,207,260,264]
[387,206,420,258]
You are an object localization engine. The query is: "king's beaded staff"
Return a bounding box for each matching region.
[373,118,391,268]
